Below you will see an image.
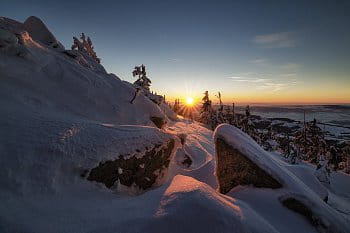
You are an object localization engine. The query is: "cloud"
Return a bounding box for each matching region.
[228,75,298,92]
[256,82,289,92]
[227,77,270,83]
[254,32,297,48]
[280,73,297,77]
[250,59,268,65]
[169,58,181,62]
[279,63,300,70]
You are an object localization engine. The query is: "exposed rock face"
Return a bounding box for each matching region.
[88,139,175,190]
[215,137,282,194]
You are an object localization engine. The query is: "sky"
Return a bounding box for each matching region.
[2,0,350,104]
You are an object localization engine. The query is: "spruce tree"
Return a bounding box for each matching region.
[133,64,151,90]
[200,91,212,127]
[71,33,100,63]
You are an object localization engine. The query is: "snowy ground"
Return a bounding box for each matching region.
[1,16,350,233]
[2,117,350,233]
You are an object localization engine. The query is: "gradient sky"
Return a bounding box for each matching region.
[2,0,350,104]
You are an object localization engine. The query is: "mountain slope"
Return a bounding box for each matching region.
[1,16,349,233]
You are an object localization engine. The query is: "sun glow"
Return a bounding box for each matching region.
[186,97,194,106]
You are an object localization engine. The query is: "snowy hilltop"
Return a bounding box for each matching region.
[1,16,350,233]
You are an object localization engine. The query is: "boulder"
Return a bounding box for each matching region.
[88,138,175,190]
[215,137,281,194]
[214,124,350,233]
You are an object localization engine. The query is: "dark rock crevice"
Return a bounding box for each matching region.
[87,139,175,190]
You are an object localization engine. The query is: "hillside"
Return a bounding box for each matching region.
[0,16,349,233]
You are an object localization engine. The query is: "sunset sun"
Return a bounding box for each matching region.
[185,97,194,106]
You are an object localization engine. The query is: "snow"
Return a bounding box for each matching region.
[1,16,350,233]
[215,124,350,233]
[166,120,218,188]
[23,16,65,50]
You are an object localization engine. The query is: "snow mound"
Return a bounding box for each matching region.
[140,175,279,233]
[214,124,350,233]
[0,108,176,195]
[0,16,177,196]
[0,18,168,127]
[24,16,65,50]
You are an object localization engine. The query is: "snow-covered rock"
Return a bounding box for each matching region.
[214,124,350,233]
[23,16,65,50]
[87,129,175,191]
[0,110,177,195]
[141,175,279,233]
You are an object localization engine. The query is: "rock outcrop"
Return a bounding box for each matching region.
[214,124,349,233]
[88,138,175,190]
[215,137,282,194]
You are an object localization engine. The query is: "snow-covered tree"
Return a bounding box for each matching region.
[71,33,100,63]
[345,144,350,174]
[199,91,213,126]
[173,99,180,113]
[133,64,151,90]
[231,102,236,125]
[329,146,339,171]
[314,156,331,186]
[223,105,232,124]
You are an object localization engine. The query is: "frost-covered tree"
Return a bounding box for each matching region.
[314,156,331,186]
[173,99,180,113]
[71,33,100,63]
[329,146,339,171]
[215,92,225,124]
[345,144,350,174]
[245,105,251,118]
[223,105,232,124]
[199,91,213,127]
[292,118,327,164]
[231,102,236,125]
[201,91,211,112]
[242,105,251,133]
[133,64,151,90]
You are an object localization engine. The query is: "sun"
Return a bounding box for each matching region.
[185,97,194,106]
